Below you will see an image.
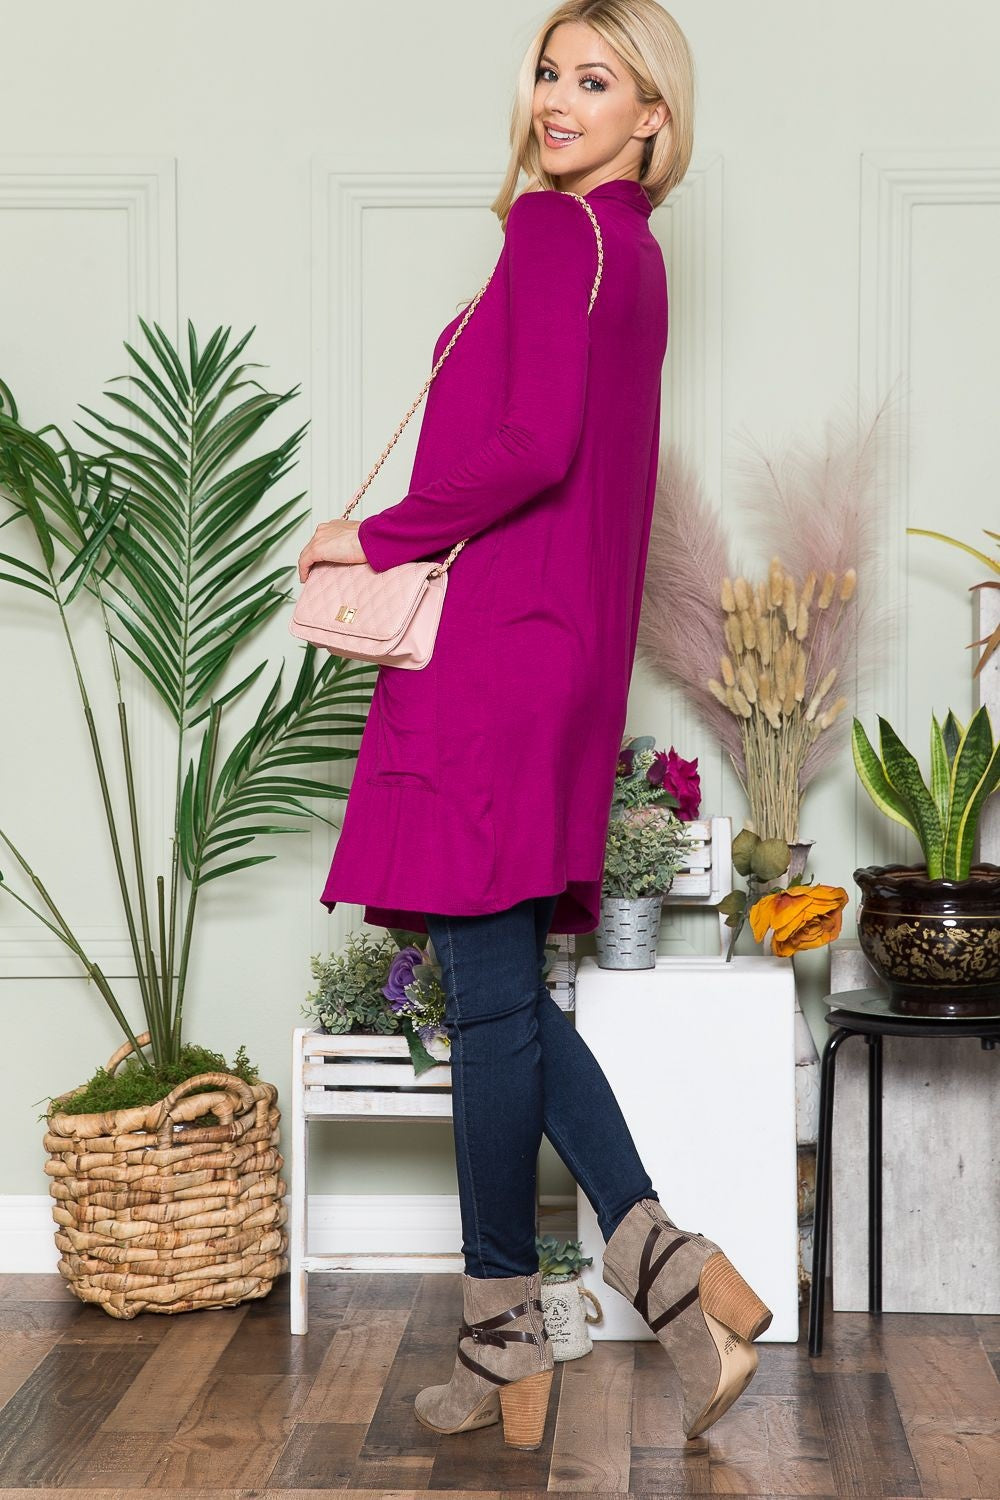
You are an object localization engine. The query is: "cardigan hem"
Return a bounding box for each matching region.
[319,878,601,935]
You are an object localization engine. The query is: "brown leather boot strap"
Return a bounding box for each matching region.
[634,1224,691,1324]
[456,1297,546,1385]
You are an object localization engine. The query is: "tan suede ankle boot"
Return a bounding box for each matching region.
[414,1270,554,1448]
[602,1198,772,1440]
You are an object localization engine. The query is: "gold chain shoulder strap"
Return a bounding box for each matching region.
[342,190,604,575]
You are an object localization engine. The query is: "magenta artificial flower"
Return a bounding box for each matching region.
[616,743,636,778]
[649,748,701,820]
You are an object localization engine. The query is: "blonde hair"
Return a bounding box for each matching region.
[492,0,694,225]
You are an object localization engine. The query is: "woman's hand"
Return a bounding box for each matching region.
[298,519,368,582]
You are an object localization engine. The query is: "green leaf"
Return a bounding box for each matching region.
[942,711,963,764]
[750,837,790,882]
[877,717,944,875]
[731,828,759,877]
[402,1023,440,1077]
[929,715,951,830]
[716,890,747,918]
[851,718,915,832]
[949,740,1000,877]
[944,705,998,877]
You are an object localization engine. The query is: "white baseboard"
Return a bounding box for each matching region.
[0,1197,61,1273]
[0,1193,576,1273]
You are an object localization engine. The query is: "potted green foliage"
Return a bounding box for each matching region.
[303,929,450,1072]
[535,1235,602,1361]
[0,321,375,1316]
[595,735,700,970]
[852,705,1000,1016]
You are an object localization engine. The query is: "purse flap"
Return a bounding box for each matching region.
[292,558,442,642]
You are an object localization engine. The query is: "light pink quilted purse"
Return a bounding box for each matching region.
[288,191,604,669]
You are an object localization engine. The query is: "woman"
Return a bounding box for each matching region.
[298,0,772,1450]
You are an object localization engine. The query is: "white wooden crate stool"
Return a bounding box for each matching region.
[661,813,734,957]
[573,813,801,1342]
[290,1028,459,1334]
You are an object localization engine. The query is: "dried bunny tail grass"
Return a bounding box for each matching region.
[727,393,905,791]
[768,556,785,607]
[818,694,848,730]
[720,654,736,687]
[721,576,736,612]
[757,620,773,667]
[636,445,744,760]
[840,567,857,601]
[739,609,757,651]
[783,574,798,631]
[738,663,758,702]
[817,569,836,608]
[725,613,744,656]
[804,666,838,721]
[793,650,807,701]
[733,575,752,612]
[796,600,810,641]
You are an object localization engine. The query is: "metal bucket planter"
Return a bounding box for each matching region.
[594,894,663,969]
[43,1032,289,1319]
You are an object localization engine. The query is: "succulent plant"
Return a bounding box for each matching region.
[535,1234,593,1278]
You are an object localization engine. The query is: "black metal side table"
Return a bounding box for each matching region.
[807,988,1000,1356]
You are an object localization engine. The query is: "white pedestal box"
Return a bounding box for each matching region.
[572,953,800,1343]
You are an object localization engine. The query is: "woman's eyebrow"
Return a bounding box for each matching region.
[538,53,618,78]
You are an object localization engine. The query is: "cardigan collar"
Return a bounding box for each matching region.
[581,177,654,217]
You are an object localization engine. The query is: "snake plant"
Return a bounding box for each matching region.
[0,319,376,1071]
[852,706,1000,879]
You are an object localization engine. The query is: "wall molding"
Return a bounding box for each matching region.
[857,148,1000,868]
[0,156,179,976]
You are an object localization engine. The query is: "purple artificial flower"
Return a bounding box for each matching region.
[649,748,701,820]
[383,945,426,1013]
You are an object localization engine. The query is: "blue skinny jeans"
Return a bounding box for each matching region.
[424,892,660,1278]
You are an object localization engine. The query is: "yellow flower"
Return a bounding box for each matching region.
[748,884,849,956]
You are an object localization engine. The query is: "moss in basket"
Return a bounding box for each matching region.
[38,1043,260,1126]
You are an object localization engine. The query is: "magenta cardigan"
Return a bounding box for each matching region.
[320,177,668,934]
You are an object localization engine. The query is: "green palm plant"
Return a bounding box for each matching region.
[0,319,375,1074]
[852,705,1000,879]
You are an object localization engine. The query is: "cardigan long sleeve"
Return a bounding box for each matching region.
[356,190,599,573]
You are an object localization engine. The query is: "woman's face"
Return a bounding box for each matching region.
[532,21,666,194]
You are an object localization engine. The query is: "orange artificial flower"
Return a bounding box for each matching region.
[748,883,849,956]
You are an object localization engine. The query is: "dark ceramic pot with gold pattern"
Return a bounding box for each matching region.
[854,863,1000,1018]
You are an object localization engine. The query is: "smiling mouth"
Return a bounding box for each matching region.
[542,123,582,145]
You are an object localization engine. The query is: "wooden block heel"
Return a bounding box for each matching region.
[698,1251,772,1341]
[498,1367,554,1449]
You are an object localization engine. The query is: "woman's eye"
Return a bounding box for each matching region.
[534,64,607,92]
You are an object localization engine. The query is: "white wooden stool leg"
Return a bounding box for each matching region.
[290,1027,309,1335]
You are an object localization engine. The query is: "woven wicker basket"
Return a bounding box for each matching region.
[43,1031,289,1319]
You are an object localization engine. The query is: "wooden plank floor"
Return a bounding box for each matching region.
[0,1271,997,1497]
